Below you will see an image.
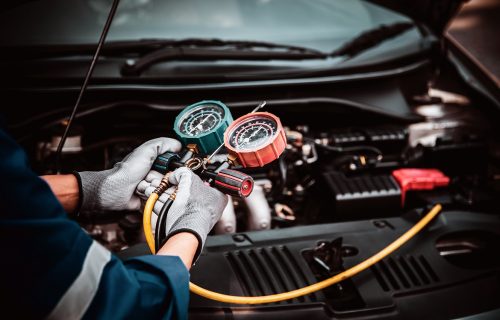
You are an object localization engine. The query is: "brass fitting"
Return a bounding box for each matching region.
[227,153,240,167]
[186,144,200,154]
[154,172,171,194]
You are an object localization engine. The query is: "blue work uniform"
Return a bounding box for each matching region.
[0,127,189,319]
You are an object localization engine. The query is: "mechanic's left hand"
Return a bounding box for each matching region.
[136,167,228,260]
[76,138,181,213]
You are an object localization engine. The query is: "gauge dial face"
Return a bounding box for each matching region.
[178,104,225,137]
[228,116,278,151]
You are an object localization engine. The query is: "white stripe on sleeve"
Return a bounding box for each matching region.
[46,241,111,320]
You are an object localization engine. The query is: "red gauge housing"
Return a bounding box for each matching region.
[224,112,287,168]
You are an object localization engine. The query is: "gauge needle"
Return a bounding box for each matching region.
[189,114,212,134]
[243,126,263,145]
[204,101,266,165]
[250,126,263,139]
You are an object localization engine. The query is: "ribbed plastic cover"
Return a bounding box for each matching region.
[322,172,401,219]
[225,246,319,304]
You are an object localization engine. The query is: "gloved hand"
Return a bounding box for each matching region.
[136,167,228,258]
[77,138,181,213]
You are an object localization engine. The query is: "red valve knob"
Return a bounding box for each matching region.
[213,169,254,198]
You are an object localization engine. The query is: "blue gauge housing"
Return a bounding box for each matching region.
[174,100,233,154]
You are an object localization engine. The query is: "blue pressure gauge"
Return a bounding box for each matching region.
[174,100,233,154]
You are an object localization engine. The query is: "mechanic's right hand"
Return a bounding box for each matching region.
[136,167,228,259]
[77,137,181,213]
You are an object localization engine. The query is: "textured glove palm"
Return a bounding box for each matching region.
[137,167,228,258]
[78,138,181,213]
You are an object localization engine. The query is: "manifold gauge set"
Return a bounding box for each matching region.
[153,100,286,179]
[146,100,286,251]
[152,100,286,198]
[174,101,286,168]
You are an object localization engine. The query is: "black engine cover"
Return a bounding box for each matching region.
[185,211,500,319]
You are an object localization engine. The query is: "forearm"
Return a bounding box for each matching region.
[157,232,199,270]
[40,174,80,214]
[42,172,199,269]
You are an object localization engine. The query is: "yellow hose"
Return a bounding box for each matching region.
[143,193,158,254]
[143,193,442,304]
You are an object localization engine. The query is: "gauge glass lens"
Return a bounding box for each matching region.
[178,104,224,137]
[228,116,277,151]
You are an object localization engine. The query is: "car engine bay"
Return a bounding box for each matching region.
[2,0,500,318]
[9,66,499,247]
[4,57,500,318]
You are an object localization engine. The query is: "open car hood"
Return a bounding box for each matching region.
[369,0,467,34]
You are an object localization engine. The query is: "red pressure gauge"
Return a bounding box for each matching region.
[224,112,287,167]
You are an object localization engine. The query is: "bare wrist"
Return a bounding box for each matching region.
[41,174,80,214]
[157,232,200,269]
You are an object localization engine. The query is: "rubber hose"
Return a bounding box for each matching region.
[143,193,158,255]
[155,198,173,251]
[143,194,442,304]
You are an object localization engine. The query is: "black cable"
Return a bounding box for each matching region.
[155,198,174,252]
[154,207,163,252]
[17,95,417,142]
[14,101,188,133]
[17,101,184,143]
[304,137,383,157]
[54,0,120,173]
[319,144,383,157]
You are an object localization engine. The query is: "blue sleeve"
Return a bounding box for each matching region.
[0,127,189,319]
[83,255,189,320]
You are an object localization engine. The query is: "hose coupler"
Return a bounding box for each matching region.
[154,172,172,194]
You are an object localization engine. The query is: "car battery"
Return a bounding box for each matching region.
[321,171,401,221]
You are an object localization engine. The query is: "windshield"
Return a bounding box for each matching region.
[0,0,413,52]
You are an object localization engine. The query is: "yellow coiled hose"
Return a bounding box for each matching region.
[143,192,442,304]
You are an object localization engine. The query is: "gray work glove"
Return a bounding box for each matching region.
[77,138,181,213]
[136,167,228,258]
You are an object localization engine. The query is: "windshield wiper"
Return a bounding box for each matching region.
[127,38,325,53]
[331,22,414,58]
[120,22,415,76]
[121,39,327,75]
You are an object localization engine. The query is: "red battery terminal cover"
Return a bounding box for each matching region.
[392,168,450,206]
